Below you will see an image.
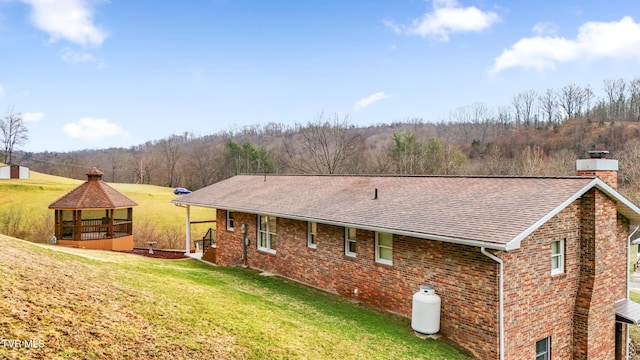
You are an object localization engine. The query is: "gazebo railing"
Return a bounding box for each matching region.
[60,218,133,240]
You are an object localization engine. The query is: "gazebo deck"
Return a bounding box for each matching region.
[56,233,134,251]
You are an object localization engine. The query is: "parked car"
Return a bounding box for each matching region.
[174,187,192,195]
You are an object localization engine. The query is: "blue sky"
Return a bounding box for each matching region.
[1,0,639,152]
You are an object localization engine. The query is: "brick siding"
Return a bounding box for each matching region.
[501,202,581,359]
[577,170,618,189]
[210,186,629,359]
[216,209,499,359]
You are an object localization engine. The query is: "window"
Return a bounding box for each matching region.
[226,211,235,231]
[345,227,356,257]
[551,239,564,275]
[376,232,393,265]
[535,337,550,360]
[258,215,277,253]
[308,222,317,248]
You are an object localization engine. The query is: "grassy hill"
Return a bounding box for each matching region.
[0,168,213,247]
[0,235,471,359]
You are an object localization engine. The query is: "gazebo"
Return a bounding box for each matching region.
[49,167,138,250]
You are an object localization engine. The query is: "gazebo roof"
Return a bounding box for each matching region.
[49,167,138,210]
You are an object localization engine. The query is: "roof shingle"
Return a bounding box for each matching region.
[49,168,138,209]
[172,174,639,250]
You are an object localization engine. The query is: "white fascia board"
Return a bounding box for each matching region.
[505,178,640,250]
[504,179,598,251]
[593,179,640,224]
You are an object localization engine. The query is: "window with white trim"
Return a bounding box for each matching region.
[307,222,317,248]
[551,239,564,275]
[375,232,393,265]
[345,227,356,257]
[535,337,550,360]
[258,215,277,253]
[226,211,235,231]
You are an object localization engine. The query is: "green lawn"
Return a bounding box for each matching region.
[0,235,470,359]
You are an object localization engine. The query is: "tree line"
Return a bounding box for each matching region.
[10,76,640,204]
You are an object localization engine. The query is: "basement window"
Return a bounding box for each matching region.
[226,211,235,231]
[258,215,277,253]
[375,232,393,265]
[551,239,564,276]
[345,227,356,257]
[535,337,550,360]
[307,222,317,249]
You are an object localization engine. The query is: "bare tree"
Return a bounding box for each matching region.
[470,102,494,143]
[128,142,155,184]
[283,113,363,174]
[449,106,474,142]
[512,90,538,127]
[186,142,223,189]
[558,84,584,119]
[0,106,29,164]
[628,78,640,121]
[603,78,626,120]
[159,134,185,187]
[539,88,558,124]
[496,106,513,126]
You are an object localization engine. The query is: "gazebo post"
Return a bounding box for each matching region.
[54,210,59,238]
[108,209,114,237]
[127,208,133,235]
[73,210,81,240]
[185,205,191,255]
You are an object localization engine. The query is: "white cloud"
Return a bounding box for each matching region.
[385,0,500,41]
[532,21,558,36]
[22,112,44,122]
[354,92,392,111]
[20,0,107,47]
[491,16,640,73]
[62,117,129,141]
[61,48,96,64]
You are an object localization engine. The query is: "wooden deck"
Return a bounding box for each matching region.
[57,234,133,251]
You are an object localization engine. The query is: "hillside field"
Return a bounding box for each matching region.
[0,169,213,247]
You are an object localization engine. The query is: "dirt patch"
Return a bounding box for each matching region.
[119,248,188,259]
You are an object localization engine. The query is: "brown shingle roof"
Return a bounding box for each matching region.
[172,174,640,250]
[49,168,138,209]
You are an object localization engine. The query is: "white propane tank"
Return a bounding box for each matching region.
[411,285,441,334]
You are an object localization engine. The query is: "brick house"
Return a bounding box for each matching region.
[173,156,640,360]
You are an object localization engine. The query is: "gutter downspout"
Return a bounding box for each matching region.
[482,247,504,360]
[627,225,640,360]
[241,224,248,266]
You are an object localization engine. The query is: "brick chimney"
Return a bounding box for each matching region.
[576,150,618,189]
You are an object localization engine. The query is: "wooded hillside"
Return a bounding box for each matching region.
[14,77,640,203]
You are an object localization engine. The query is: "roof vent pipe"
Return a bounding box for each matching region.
[373,188,378,200]
[588,150,609,159]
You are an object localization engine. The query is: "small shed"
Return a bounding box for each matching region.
[48,167,138,250]
[0,165,29,179]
